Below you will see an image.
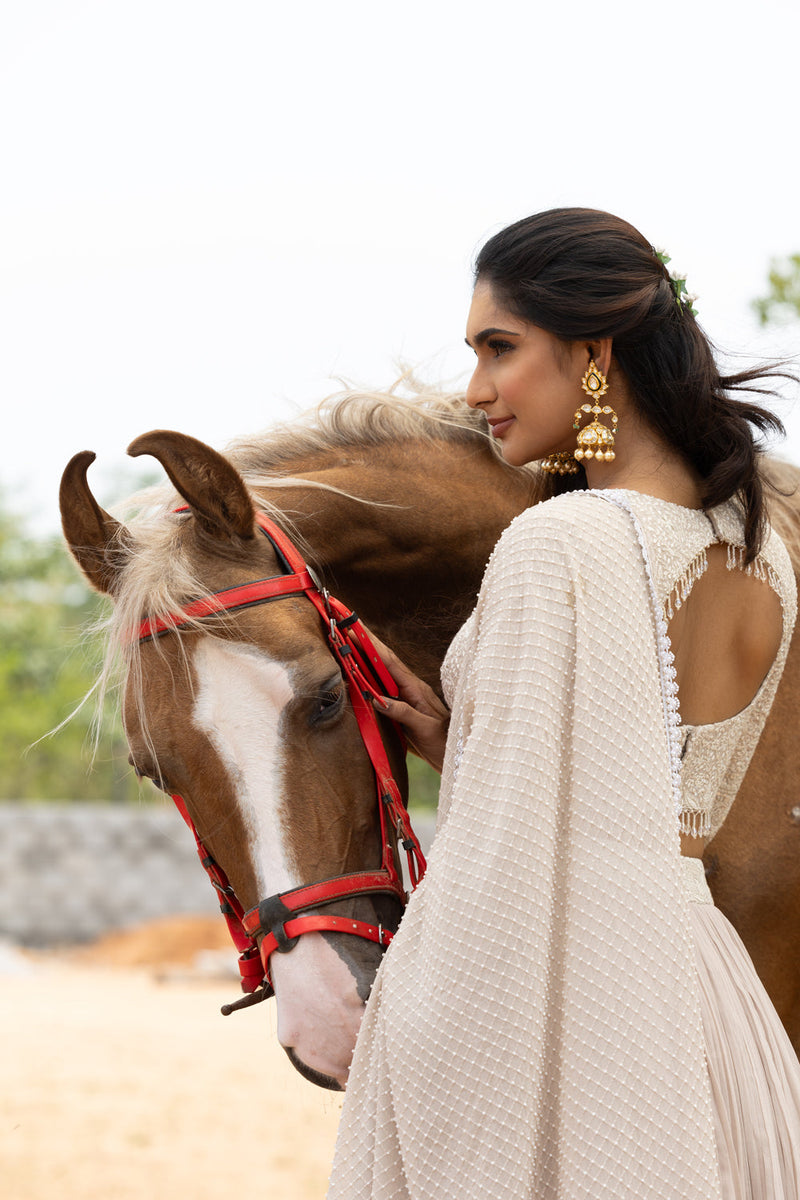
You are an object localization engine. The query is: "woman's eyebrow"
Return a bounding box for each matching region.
[464,327,521,349]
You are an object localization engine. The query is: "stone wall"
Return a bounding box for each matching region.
[0,803,219,946]
[0,803,436,946]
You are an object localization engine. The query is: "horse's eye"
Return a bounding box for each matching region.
[311,683,345,725]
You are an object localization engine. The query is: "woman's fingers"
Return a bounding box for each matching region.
[365,625,450,772]
[374,694,449,775]
[365,627,396,662]
[368,632,422,692]
[372,641,443,711]
[365,627,427,688]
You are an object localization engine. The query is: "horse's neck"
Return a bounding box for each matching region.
[254,440,538,690]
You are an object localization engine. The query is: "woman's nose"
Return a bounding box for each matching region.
[465,366,494,410]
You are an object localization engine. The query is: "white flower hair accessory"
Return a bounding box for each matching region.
[654,247,698,317]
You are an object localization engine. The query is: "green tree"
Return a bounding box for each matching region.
[753,254,800,325]
[406,755,439,811]
[0,494,142,801]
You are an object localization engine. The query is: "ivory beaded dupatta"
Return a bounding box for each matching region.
[328,491,722,1200]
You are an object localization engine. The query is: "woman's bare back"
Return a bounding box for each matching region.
[670,542,784,856]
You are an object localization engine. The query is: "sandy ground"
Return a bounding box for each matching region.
[1,919,343,1200]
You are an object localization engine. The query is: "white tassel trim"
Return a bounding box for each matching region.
[679,809,711,838]
[726,544,781,593]
[664,544,783,623]
[664,547,709,621]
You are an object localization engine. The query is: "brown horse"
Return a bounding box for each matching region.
[59,390,800,1087]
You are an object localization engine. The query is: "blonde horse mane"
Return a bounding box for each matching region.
[222,379,497,481]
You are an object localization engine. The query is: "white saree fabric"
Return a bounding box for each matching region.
[327,491,723,1199]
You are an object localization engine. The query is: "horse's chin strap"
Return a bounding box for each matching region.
[143,511,427,1014]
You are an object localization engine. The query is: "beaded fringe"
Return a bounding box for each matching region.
[664,548,709,621]
[664,545,781,624]
[726,544,782,593]
[680,809,711,838]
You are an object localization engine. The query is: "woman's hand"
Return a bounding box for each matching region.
[368,633,450,774]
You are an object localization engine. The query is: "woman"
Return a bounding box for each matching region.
[327,209,800,1198]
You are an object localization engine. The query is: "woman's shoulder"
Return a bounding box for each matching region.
[480,490,644,599]
[496,489,638,554]
[474,491,660,637]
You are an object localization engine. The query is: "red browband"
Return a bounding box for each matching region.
[137,571,317,641]
[138,511,426,1013]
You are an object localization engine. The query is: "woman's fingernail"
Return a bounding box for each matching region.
[373,696,391,710]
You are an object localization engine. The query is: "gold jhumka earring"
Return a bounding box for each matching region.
[540,360,618,475]
[573,360,617,463]
[540,451,580,476]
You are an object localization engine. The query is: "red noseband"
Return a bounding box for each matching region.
[137,511,427,1013]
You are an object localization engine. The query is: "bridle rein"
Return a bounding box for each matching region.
[137,511,427,1014]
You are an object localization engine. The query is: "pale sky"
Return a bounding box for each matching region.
[3,0,799,535]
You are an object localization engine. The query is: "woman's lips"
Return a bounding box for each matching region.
[488,417,515,438]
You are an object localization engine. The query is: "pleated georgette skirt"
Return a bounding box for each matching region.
[682,857,800,1198]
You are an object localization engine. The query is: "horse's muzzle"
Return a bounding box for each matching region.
[284,1046,345,1092]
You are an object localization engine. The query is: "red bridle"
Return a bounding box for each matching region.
[137,512,427,1013]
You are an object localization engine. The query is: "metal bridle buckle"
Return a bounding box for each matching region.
[307,564,334,619]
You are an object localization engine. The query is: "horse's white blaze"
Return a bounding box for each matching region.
[192,638,298,895]
[192,636,365,1085]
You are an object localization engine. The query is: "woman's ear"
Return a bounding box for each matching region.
[587,339,613,378]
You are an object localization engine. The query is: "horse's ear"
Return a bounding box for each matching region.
[127,430,256,541]
[59,451,130,596]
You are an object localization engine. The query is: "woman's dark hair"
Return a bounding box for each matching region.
[474,207,793,559]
